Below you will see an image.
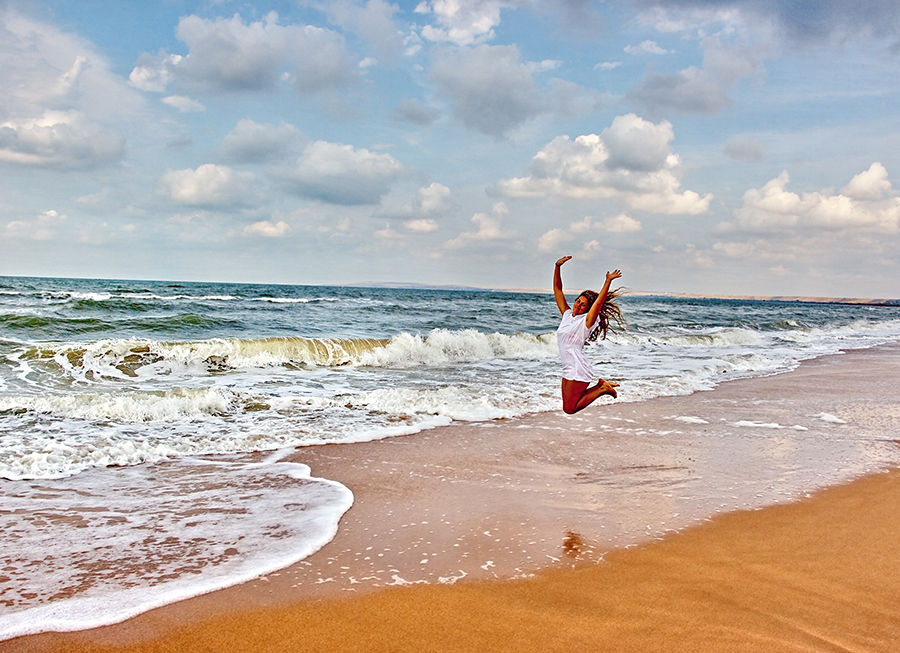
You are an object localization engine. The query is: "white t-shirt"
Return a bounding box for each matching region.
[557,309,598,382]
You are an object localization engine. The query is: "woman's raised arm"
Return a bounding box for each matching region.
[585,269,622,326]
[553,256,572,316]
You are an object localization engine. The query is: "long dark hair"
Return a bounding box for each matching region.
[579,287,626,341]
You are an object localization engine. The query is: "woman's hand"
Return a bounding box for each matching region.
[556,256,572,267]
[606,269,622,282]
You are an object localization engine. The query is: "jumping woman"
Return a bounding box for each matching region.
[553,256,624,414]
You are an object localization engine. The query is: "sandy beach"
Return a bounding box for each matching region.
[6,343,900,652]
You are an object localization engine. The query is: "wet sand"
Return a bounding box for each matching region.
[7,344,900,652]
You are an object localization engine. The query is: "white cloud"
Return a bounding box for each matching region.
[160,164,259,208]
[538,214,640,252]
[130,53,182,92]
[602,213,642,232]
[430,44,542,136]
[417,182,453,215]
[595,61,622,70]
[635,4,746,35]
[445,201,510,248]
[496,113,712,214]
[325,0,404,64]
[129,12,356,95]
[625,40,669,55]
[219,119,306,163]
[0,110,125,169]
[842,162,892,201]
[639,0,900,49]
[628,34,774,116]
[537,227,571,253]
[161,95,205,112]
[733,164,900,233]
[5,209,67,241]
[404,218,439,232]
[527,59,563,73]
[377,182,453,224]
[416,0,511,46]
[429,44,597,136]
[273,141,408,205]
[0,12,138,169]
[243,220,291,238]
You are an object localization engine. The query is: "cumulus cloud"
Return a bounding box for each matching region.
[129,12,356,95]
[528,59,563,73]
[159,164,259,208]
[325,0,404,64]
[538,215,591,252]
[496,113,712,214]
[632,0,900,49]
[5,209,67,241]
[0,12,138,169]
[429,44,598,136]
[273,141,409,205]
[219,119,306,163]
[625,40,669,55]
[842,162,892,200]
[430,44,542,136]
[628,37,771,115]
[723,136,766,162]
[243,220,291,238]
[161,95,205,112]
[378,182,453,227]
[416,0,511,46]
[404,219,439,232]
[445,202,510,248]
[0,110,125,168]
[602,213,643,232]
[417,182,453,215]
[538,214,641,252]
[732,163,900,233]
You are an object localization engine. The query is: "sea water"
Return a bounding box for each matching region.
[2,276,900,638]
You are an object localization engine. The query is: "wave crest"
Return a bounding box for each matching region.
[17,329,556,379]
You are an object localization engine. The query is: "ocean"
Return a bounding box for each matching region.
[3,275,900,638]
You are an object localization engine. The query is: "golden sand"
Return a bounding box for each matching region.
[12,468,900,652]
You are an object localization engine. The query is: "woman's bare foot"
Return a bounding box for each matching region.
[595,380,618,399]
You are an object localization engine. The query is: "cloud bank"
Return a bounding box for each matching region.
[496,113,712,214]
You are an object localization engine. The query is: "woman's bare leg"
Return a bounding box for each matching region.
[561,378,618,414]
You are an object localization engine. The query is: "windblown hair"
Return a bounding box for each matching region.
[580,287,626,342]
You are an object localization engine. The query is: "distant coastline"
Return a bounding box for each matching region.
[3,275,896,307]
[344,281,900,306]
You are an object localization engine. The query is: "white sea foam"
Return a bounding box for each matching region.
[358,329,556,368]
[0,381,555,478]
[0,456,353,640]
[815,412,847,424]
[732,420,809,431]
[671,415,709,424]
[251,297,340,303]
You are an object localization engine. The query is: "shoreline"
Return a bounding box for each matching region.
[6,343,900,651]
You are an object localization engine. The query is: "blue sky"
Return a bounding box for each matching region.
[2,0,900,297]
